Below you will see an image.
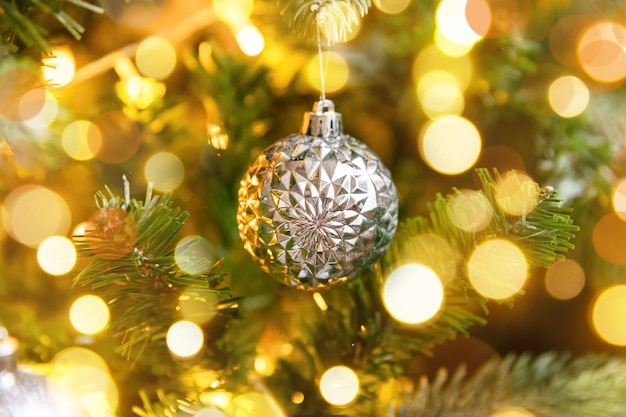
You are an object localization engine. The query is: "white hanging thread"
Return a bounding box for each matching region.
[315,10,328,103]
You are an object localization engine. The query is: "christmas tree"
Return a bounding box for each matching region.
[2,0,626,416]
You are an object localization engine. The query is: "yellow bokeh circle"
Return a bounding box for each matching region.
[468,239,528,300]
[419,115,482,175]
[591,285,626,346]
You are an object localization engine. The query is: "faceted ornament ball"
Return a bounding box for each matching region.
[237,101,398,290]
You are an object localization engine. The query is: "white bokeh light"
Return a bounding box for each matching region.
[319,365,360,406]
[383,263,444,324]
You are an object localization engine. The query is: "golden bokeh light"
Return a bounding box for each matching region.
[592,285,626,346]
[313,291,329,311]
[319,365,360,406]
[307,51,349,93]
[549,15,592,68]
[70,295,110,335]
[397,233,457,284]
[291,391,305,404]
[167,320,205,358]
[1,184,72,247]
[548,75,589,118]
[175,235,213,275]
[50,346,118,416]
[592,212,626,264]
[179,286,220,325]
[544,259,585,300]
[612,178,626,221]
[227,392,284,417]
[115,76,166,110]
[490,406,535,417]
[42,46,76,87]
[468,239,528,300]
[62,120,103,161]
[136,37,177,80]
[17,88,49,122]
[144,152,185,191]
[419,115,482,175]
[417,70,465,118]
[200,391,232,410]
[465,0,491,38]
[436,0,489,45]
[195,408,227,417]
[37,235,77,276]
[485,0,532,38]
[434,28,475,56]
[318,1,361,43]
[23,91,59,129]
[0,67,45,121]
[213,0,254,25]
[236,25,265,56]
[447,189,493,233]
[577,21,626,83]
[373,0,410,14]
[383,263,445,324]
[494,171,539,216]
[254,354,275,376]
[93,111,142,164]
[414,44,474,90]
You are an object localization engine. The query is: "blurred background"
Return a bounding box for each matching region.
[3,0,626,415]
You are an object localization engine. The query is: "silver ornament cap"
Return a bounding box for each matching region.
[237,100,399,290]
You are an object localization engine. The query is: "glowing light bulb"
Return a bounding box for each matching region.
[319,366,360,406]
[167,320,204,358]
[42,46,76,87]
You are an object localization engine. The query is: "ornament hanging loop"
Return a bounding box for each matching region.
[300,99,343,138]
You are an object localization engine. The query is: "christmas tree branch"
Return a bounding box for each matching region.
[73,184,239,364]
[281,0,371,42]
[0,0,103,53]
[396,351,626,417]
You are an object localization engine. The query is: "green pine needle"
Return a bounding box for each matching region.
[73,185,239,363]
[396,351,626,417]
[281,0,371,42]
[0,0,103,53]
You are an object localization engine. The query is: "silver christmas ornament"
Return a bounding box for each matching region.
[237,100,399,290]
[0,328,88,417]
